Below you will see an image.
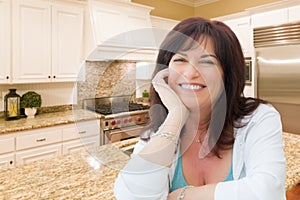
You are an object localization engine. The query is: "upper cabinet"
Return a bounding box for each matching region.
[251,8,288,28]
[251,4,300,28]
[88,0,155,61]
[288,5,300,23]
[90,0,152,47]
[0,0,11,83]
[223,17,253,57]
[11,0,84,83]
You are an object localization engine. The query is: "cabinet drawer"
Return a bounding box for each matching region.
[0,137,14,154]
[62,120,100,141]
[62,135,99,154]
[16,129,62,150]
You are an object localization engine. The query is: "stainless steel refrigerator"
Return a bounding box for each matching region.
[254,22,300,134]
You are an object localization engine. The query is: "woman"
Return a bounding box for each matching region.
[114,17,286,200]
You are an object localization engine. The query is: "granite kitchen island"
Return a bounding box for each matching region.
[0,133,300,199]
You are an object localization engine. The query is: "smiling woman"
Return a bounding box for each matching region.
[114,17,286,200]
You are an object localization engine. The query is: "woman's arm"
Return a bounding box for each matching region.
[114,69,189,199]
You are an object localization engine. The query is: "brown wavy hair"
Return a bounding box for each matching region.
[141,17,266,155]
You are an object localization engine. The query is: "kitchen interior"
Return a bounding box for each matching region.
[1,0,300,199]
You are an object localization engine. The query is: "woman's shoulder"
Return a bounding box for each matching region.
[250,103,280,121]
[242,103,280,123]
[235,103,281,137]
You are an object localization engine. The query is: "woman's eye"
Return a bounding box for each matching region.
[199,60,215,65]
[173,58,187,62]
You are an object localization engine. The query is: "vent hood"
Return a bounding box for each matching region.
[87,0,162,61]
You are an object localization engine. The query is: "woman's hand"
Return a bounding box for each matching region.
[152,69,189,126]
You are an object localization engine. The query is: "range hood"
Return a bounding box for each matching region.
[87,0,166,62]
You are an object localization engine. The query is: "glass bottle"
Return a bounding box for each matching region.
[4,89,21,120]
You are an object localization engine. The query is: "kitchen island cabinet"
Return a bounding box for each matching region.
[0,133,300,199]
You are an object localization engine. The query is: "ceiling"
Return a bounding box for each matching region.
[170,0,219,7]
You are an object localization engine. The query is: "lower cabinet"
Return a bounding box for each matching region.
[16,144,62,165]
[0,119,100,169]
[62,135,100,154]
[0,136,15,169]
[0,153,15,169]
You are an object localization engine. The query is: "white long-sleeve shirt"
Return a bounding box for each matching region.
[114,104,286,200]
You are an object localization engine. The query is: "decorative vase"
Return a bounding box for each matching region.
[25,108,37,119]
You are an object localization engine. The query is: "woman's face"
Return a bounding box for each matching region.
[168,38,224,111]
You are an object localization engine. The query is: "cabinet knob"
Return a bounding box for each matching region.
[6,76,9,79]
[53,75,56,78]
[9,160,13,165]
[48,75,51,78]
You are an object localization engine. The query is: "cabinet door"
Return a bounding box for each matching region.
[16,144,62,165]
[91,5,127,46]
[52,3,84,82]
[251,8,288,28]
[0,153,15,169]
[224,17,253,57]
[12,0,52,83]
[0,0,11,83]
[126,13,153,48]
[288,5,300,23]
[62,135,100,154]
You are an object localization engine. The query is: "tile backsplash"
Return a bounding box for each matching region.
[76,60,137,107]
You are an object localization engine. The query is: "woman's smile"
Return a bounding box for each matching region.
[179,83,206,91]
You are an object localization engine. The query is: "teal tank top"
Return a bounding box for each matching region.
[170,154,233,192]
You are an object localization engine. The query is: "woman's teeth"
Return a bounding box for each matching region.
[180,84,204,90]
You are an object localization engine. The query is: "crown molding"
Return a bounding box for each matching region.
[170,0,219,7]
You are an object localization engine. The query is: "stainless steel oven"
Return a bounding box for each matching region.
[83,95,150,145]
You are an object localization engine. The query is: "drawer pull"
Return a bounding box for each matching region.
[36,138,46,142]
[78,131,87,134]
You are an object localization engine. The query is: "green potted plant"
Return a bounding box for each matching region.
[20,91,42,118]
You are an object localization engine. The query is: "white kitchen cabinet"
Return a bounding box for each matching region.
[0,0,11,83]
[0,136,15,169]
[0,153,15,169]
[251,8,288,28]
[12,0,84,83]
[288,5,300,23]
[16,127,62,151]
[150,16,179,44]
[62,135,99,154]
[15,125,63,165]
[62,120,100,154]
[51,3,84,82]
[16,143,62,165]
[2,120,100,167]
[90,0,153,47]
[223,17,253,57]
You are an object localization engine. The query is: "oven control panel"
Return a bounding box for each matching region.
[101,112,150,130]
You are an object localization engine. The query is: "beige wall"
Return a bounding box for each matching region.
[194,0,282,19]
[133,0,282,20]
[132,0,194,20]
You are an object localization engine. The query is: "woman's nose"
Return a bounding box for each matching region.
[182,61,201,79]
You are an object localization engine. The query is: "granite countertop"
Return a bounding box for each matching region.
[0,109,101,135]
[0,133,299,199]
[0,138,137,200]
